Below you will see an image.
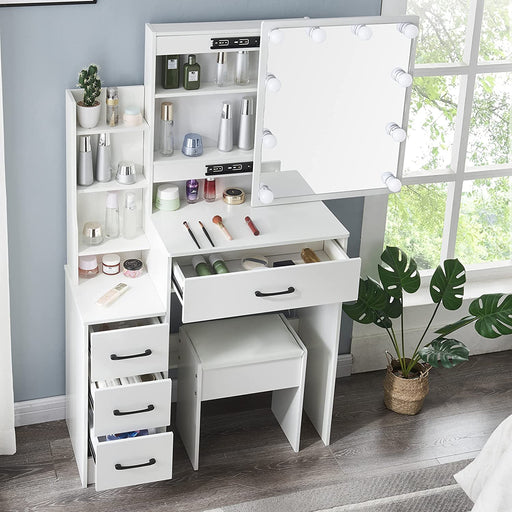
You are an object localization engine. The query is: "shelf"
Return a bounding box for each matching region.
[76,119,148,137]
[77,175,148,194]
[78,233,150,257]
[66,267,166,325]
[153,146,253,182]
[154,81,257,99]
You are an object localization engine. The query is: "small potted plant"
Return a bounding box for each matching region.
[343,246,512,415]
[76,64,101,128]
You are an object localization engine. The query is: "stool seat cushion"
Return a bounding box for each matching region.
[181,314,303,370]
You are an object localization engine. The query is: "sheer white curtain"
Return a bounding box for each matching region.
[0,35,15,455]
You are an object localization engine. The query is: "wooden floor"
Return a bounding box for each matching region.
[1,350,511,512]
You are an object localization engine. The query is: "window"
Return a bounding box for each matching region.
[384,0,512,271]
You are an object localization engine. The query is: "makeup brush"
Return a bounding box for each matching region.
[199,221,215,247]
[212,215,232,240]
[183,221,201,249]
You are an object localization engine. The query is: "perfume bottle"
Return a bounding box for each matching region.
[217,102,233,152]
[162,55,179,89]
[77,135,93,186]
[183,54,200,90]
[216,52,228,86]
[96,133,112,182]
[235,51,250,85]
[160,102,174,156]
[186,179,199,204]
[204,177,216,202]
[105,192,120,239]
[123,192,138,239]
[238,96,255,150]
[106,87,119,127]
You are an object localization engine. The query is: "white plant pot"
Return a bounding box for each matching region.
[76,101,101,129]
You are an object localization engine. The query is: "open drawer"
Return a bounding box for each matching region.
[172,239,361,323]
[90,377,172,437]
[90,318,169,381]
[89,430,173,491]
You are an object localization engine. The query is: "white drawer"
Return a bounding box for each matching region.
[91,431,173,491]
[90,320,169,381]
[172,240,361,323]
[90,379,172,436]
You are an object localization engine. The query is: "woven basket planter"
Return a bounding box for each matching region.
[383,358,431,415]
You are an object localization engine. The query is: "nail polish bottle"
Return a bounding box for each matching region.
[186,179,199,204]
[217,102,233,152]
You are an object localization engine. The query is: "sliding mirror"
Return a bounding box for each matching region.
[251,16,418,206]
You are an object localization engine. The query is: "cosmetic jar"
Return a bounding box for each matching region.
[155,184,180,211]
[79,255,99,278]
[123,106,143,126]
[241,255,269,270]
[82,222,103,246]
[209,254,229,274]
[116,161,136,185]
[123,258,144,278]
[192,255,212,276]
[223,187,245,205]
[182,133,203,157]
[102,254,121,275]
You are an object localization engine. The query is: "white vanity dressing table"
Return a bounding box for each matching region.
[65,15,416,491]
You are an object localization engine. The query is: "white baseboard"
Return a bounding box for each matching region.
[15,357,353,427]
[14,395,66,427]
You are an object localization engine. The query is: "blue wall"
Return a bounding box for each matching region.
[0,0,380,402]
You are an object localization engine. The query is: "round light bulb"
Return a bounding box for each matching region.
[309,27,327,43]
[397,23,419,39]
[391,67,413,87]
[269,29,284,44]
[352,24,373,40]
[259,185,274,204]
[262,130,277,149]
[386,122,407,143]
[382,172,402,193]
[266,74,281,93]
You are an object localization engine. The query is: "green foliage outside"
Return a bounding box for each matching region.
[385,0,512,269]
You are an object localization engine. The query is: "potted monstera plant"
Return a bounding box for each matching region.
[343,246,512,415]
[76,64,101,128]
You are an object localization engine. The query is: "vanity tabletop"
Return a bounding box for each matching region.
[151,198,349,257]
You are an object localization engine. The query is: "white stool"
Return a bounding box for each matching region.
[177,313,307,470]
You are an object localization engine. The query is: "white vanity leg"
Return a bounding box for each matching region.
[177,333,202,471]
[298,303,342,445]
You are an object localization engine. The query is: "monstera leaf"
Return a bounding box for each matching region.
[429,259,466,310]
[378,246,421,298]
[419,338,469,368]
[469,294,512,339]
[343,277,391,327]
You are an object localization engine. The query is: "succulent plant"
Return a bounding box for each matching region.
[77,64,101,107]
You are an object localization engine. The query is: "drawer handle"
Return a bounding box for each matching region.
[255,286,295,297]
[113,404,155,416]
[110,349,152,361]
[115,458,156,471]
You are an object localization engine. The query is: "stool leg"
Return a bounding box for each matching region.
[177,333,202,471]
[271,351,307,452]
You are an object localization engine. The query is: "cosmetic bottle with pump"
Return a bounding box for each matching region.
[96,133,112,182]
[183,54,200,90]
[217,102,233,152]
[216,52,228,86]
[238,96,255,150]
[77,135,94,186]
[105,192,120,239]
[160,102,174,156]
[123,192,138,239]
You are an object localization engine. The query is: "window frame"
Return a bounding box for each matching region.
[361,0,512,287]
